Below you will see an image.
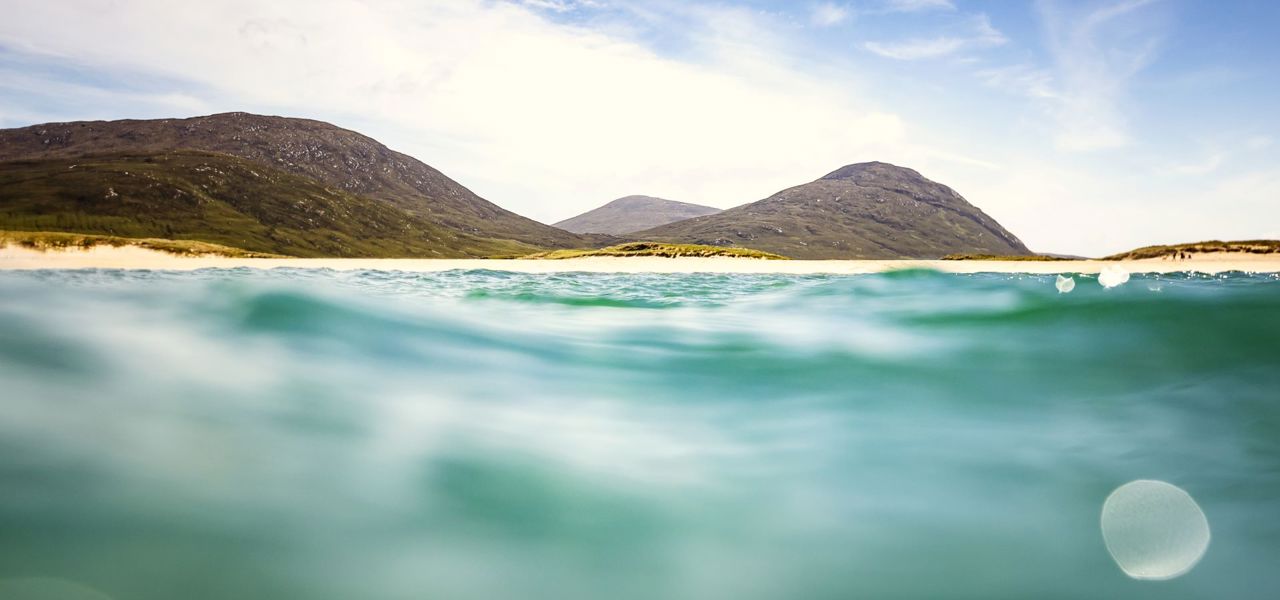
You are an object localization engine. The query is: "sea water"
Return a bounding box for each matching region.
[0,268,1277,599]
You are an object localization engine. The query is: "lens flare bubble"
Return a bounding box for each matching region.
[1100,480,1210,580]
[1098,267,1130,288]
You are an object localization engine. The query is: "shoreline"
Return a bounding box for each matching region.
[3,244,1279,274]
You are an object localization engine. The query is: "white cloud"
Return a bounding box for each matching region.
[977,65,1057,99]
[1037,0,1166,151]
[864,14,1006,60]
[865,38,964,60]
[883,0,955,12]
[955,153,1280,255]
[1164,153,1224,176]
[810,2,851,28]
[0,64,211,123]
[1245,135,1273,151]
[0,0,1271,255]
[0,0,927,223]
[1158,133,1275,177]
[520,0,601,13]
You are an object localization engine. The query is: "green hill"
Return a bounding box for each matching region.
[0,230,283,257]
[635,162,1030,259]
[1104,240,1280,260]
[523,242,786,260]
[553,196,722,234]
[1,115,1034,260]
[0,152,535,258]
[0,113,609,254]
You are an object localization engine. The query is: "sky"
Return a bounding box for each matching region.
[0,0,1277,255]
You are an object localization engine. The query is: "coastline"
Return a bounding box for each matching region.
[3,244,1279,274]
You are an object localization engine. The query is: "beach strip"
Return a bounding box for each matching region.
[3,244,1279,274]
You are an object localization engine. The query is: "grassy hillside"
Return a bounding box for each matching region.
[1104,240,1280,260]
[0,230,282,257]
[941,253,1076,261]
[523,242,788,260]
[0,113,610,250]
[0,152,538,258]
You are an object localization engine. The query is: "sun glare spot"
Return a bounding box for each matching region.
[1100,480,1210,580]
[1098,266,1130,288]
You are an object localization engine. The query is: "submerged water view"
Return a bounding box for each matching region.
[1,268,1277,599]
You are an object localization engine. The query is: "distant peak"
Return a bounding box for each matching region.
[609,195,666,204]
[191,111,274,122]
[820,161,925,182]
[603,195,689,210]
[183,112,343,130]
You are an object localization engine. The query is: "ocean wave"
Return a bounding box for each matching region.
[0,269,1277,599]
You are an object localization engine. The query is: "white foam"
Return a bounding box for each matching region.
[1100,480,1211,580]
[1098,266,1131,288]
[1055,275,1075,294]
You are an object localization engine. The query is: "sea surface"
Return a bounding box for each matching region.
[0,268,1277,599]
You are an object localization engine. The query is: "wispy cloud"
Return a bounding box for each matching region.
[1245,136,1273,151]
[0,0,926,222]
[883,0,956,13]
[810,2,851,28]
[0,0,1271,254]
[1159,133,1274,176]
[865,38,963,60]
[1036,0,1167,151]
[977,64,1057,99]
[1165,152,1224,176]
[520,0,601,13]
[864,14,1006,60]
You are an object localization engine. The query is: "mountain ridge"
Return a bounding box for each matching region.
[0,112,601,252]
[554,195,722,234]
[633,161,1029,259]
[0,114,1029,259]
[0,151,537,257]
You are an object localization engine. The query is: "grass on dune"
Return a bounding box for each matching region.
[0,230,284,257]
[1103,240,1280,260]
[940,253,1079,261]
[522,242,789,260]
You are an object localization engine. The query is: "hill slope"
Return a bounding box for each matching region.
[635,162,1029,259]
[1104,240,1280,260]
[554,195,722,234]
[0,152,535,257]
[0,112,594,250]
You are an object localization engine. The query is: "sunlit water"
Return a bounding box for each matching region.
[1,268,1278,599]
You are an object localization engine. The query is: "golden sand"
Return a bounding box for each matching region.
[2,244,1278,274]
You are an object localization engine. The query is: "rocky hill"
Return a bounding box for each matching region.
[554,195,721,234]
[634,162,1029,259]
[0,113,599,254]
[0,151,535,257]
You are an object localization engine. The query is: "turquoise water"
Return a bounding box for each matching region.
[1,268,1278,599]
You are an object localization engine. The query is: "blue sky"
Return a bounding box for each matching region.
[1,0,1277,254]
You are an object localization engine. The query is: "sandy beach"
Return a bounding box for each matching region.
[3,243,1279,274]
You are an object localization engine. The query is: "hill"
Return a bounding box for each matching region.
[523,242,785,260]
[0,112,599,252]
[554,195,721,234]
[0,230,283,257]
[0,152,535,257]
[634,162,1029,259]
[1104,240,1280,260]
